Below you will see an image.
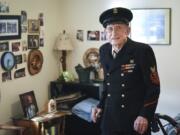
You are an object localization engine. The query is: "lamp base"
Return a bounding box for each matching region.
[60,50,67,71]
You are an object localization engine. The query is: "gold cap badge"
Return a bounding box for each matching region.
[113,8,118,14]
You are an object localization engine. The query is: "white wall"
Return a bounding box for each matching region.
[0,0,180,134]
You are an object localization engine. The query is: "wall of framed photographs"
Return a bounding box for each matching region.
[0,5,45,82]
[0,0,64,127]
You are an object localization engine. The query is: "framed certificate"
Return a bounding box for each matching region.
[130,8,171,45]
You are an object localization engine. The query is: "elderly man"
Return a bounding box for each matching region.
[92,7,160,135]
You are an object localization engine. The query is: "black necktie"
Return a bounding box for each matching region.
[113,50,117,58]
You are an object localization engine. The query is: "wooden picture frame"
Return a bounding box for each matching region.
[130,8,171,45]
[19,90,38,119]
[83,48,100,67]
[0,15,21,40]
[28,19,40,34]
[28,49,43,75]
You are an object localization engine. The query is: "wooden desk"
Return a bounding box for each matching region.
[13,111,71,135]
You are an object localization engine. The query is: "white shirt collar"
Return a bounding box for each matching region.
[112,46,121,54]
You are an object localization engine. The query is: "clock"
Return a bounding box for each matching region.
[1,52,15,71]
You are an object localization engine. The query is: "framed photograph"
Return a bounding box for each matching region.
[2,71,12,82]
[0,15,21,40]
[28,35,39,49]
[38,13,44,26]
[39,38,44,47]
[14,68,25,78]
[19,90,38,119]
[12,41,20,52]
[0,2,9,13]
[87,30,100,41]
[130,8,171,45]
[21,10,27,25]
[0,41,9,52]
[22,40,28,51]
[28,19,40,34]
[14,54,23,64]
[76,30,84,41]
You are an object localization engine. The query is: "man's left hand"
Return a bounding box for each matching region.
[134,116,148,134]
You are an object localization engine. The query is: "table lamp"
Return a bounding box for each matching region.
[54,30,73,71]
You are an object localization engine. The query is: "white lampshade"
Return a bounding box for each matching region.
[54,31,73,51]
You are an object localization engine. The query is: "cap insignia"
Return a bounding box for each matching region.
[113,8,118,14]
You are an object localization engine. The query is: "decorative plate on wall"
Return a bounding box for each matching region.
[83,48,100,67]
[28,49,43,75]
[1,52,16,71]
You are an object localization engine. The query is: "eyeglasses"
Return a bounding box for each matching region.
[105,24,127,33]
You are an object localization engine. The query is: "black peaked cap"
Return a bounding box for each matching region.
[99,7,133,28]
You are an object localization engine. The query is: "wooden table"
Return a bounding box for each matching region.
[13,111,71,135]
[0,123,25,135]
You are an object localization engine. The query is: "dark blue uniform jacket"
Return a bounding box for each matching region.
[98,38,160,133]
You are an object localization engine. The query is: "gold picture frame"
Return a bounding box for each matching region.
[28,19,40,34]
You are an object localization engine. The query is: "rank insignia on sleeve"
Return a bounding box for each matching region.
[150,66,160,85]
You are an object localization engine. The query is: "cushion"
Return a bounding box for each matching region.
[72,98,99,122]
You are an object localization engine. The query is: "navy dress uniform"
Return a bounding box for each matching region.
[97,7,160,135]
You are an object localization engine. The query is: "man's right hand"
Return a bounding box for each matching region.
[91,107,102,123]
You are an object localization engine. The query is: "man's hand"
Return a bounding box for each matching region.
[91,107,102,123]
[134,116,148,134]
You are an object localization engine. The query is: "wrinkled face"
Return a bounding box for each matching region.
[105,23,130,47]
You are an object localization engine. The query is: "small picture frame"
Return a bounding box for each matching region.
[19,91,38,119]
[2,71,12,82]
[87,30,100,41]
[12,41,20,52]
[28,35,39,49]
[76,30,84,41]
[28,19,40,34]
[14,68,26,79]
[0,41,9,52]
[14,54,23,64]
